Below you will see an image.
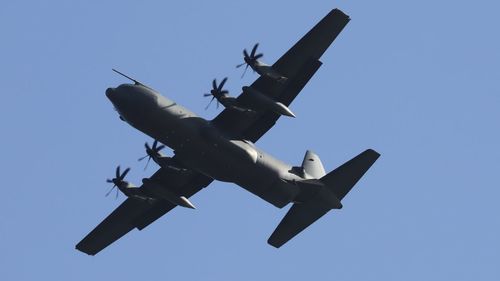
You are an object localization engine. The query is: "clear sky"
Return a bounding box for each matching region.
[1,1,499,280]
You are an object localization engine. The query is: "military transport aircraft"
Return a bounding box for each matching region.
[76,8,380,255]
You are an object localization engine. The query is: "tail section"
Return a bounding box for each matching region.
[268,149,380,248]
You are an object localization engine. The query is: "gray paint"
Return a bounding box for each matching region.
[76,8,380,255]
[107,85,302,207]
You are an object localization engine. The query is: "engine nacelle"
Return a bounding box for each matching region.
[242,86,296,117]
[141,178,196,209]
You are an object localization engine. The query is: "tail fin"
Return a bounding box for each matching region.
[301,150,326,178]
[268,149,380,248]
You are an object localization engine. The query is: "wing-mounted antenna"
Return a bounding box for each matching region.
[112,69,151,88]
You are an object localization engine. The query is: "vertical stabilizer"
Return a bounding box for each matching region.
[301,150,326,178]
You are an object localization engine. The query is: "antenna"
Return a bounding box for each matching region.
[112,68,142,86]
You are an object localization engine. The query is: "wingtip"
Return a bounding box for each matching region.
[75,244,97,256]
[267,238,283,249]
[331,8,350,21]
[366,149,381,158]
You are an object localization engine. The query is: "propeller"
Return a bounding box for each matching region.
[203,77,228,110]
[236,43,263,78]
[138,140,166,170]
[105,166,131,199]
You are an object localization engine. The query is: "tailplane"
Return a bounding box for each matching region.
[320,149,380,200]
[268,149,380,248]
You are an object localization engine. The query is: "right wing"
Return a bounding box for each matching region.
[76,167,212,255]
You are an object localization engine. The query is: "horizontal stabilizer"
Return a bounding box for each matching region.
[268,200,330,248]
[320,149,380,200]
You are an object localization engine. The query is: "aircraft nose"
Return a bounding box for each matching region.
[106,87,121,105]
[105,87,115,100]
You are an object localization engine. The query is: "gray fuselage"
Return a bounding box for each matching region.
[106,84,305,208]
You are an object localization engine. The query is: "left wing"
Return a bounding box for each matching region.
[212,9,350,142]
[76,167,212,255]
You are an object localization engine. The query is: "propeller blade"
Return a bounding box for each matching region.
[138,155,148,161]
[152,140,158,150]
[212,79,217,90]
[254,53,263,60]
[250,43,259,57]
[120,167,130,180]
[241,64,249,78]
[236,62,246,68]
[243,49,249,58]
[205,96,215,110]
[115,188,119,199]
[218,77,228,91]
[106,179,113,183]
[144,156,152,171]
[203,93,212,97]
[116,166,120,178]
[156,144,166,151]
[105,185,116,197]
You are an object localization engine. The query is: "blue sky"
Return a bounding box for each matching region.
[1,1,499,280]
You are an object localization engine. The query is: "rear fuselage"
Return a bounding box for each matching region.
[106,84,303,208]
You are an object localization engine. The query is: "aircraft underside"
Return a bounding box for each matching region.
[76,8,380,256]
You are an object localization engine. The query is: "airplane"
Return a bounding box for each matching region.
[76,8,380,255]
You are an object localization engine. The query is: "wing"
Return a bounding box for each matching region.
[75,167,212,255]
[212,9,350,142]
